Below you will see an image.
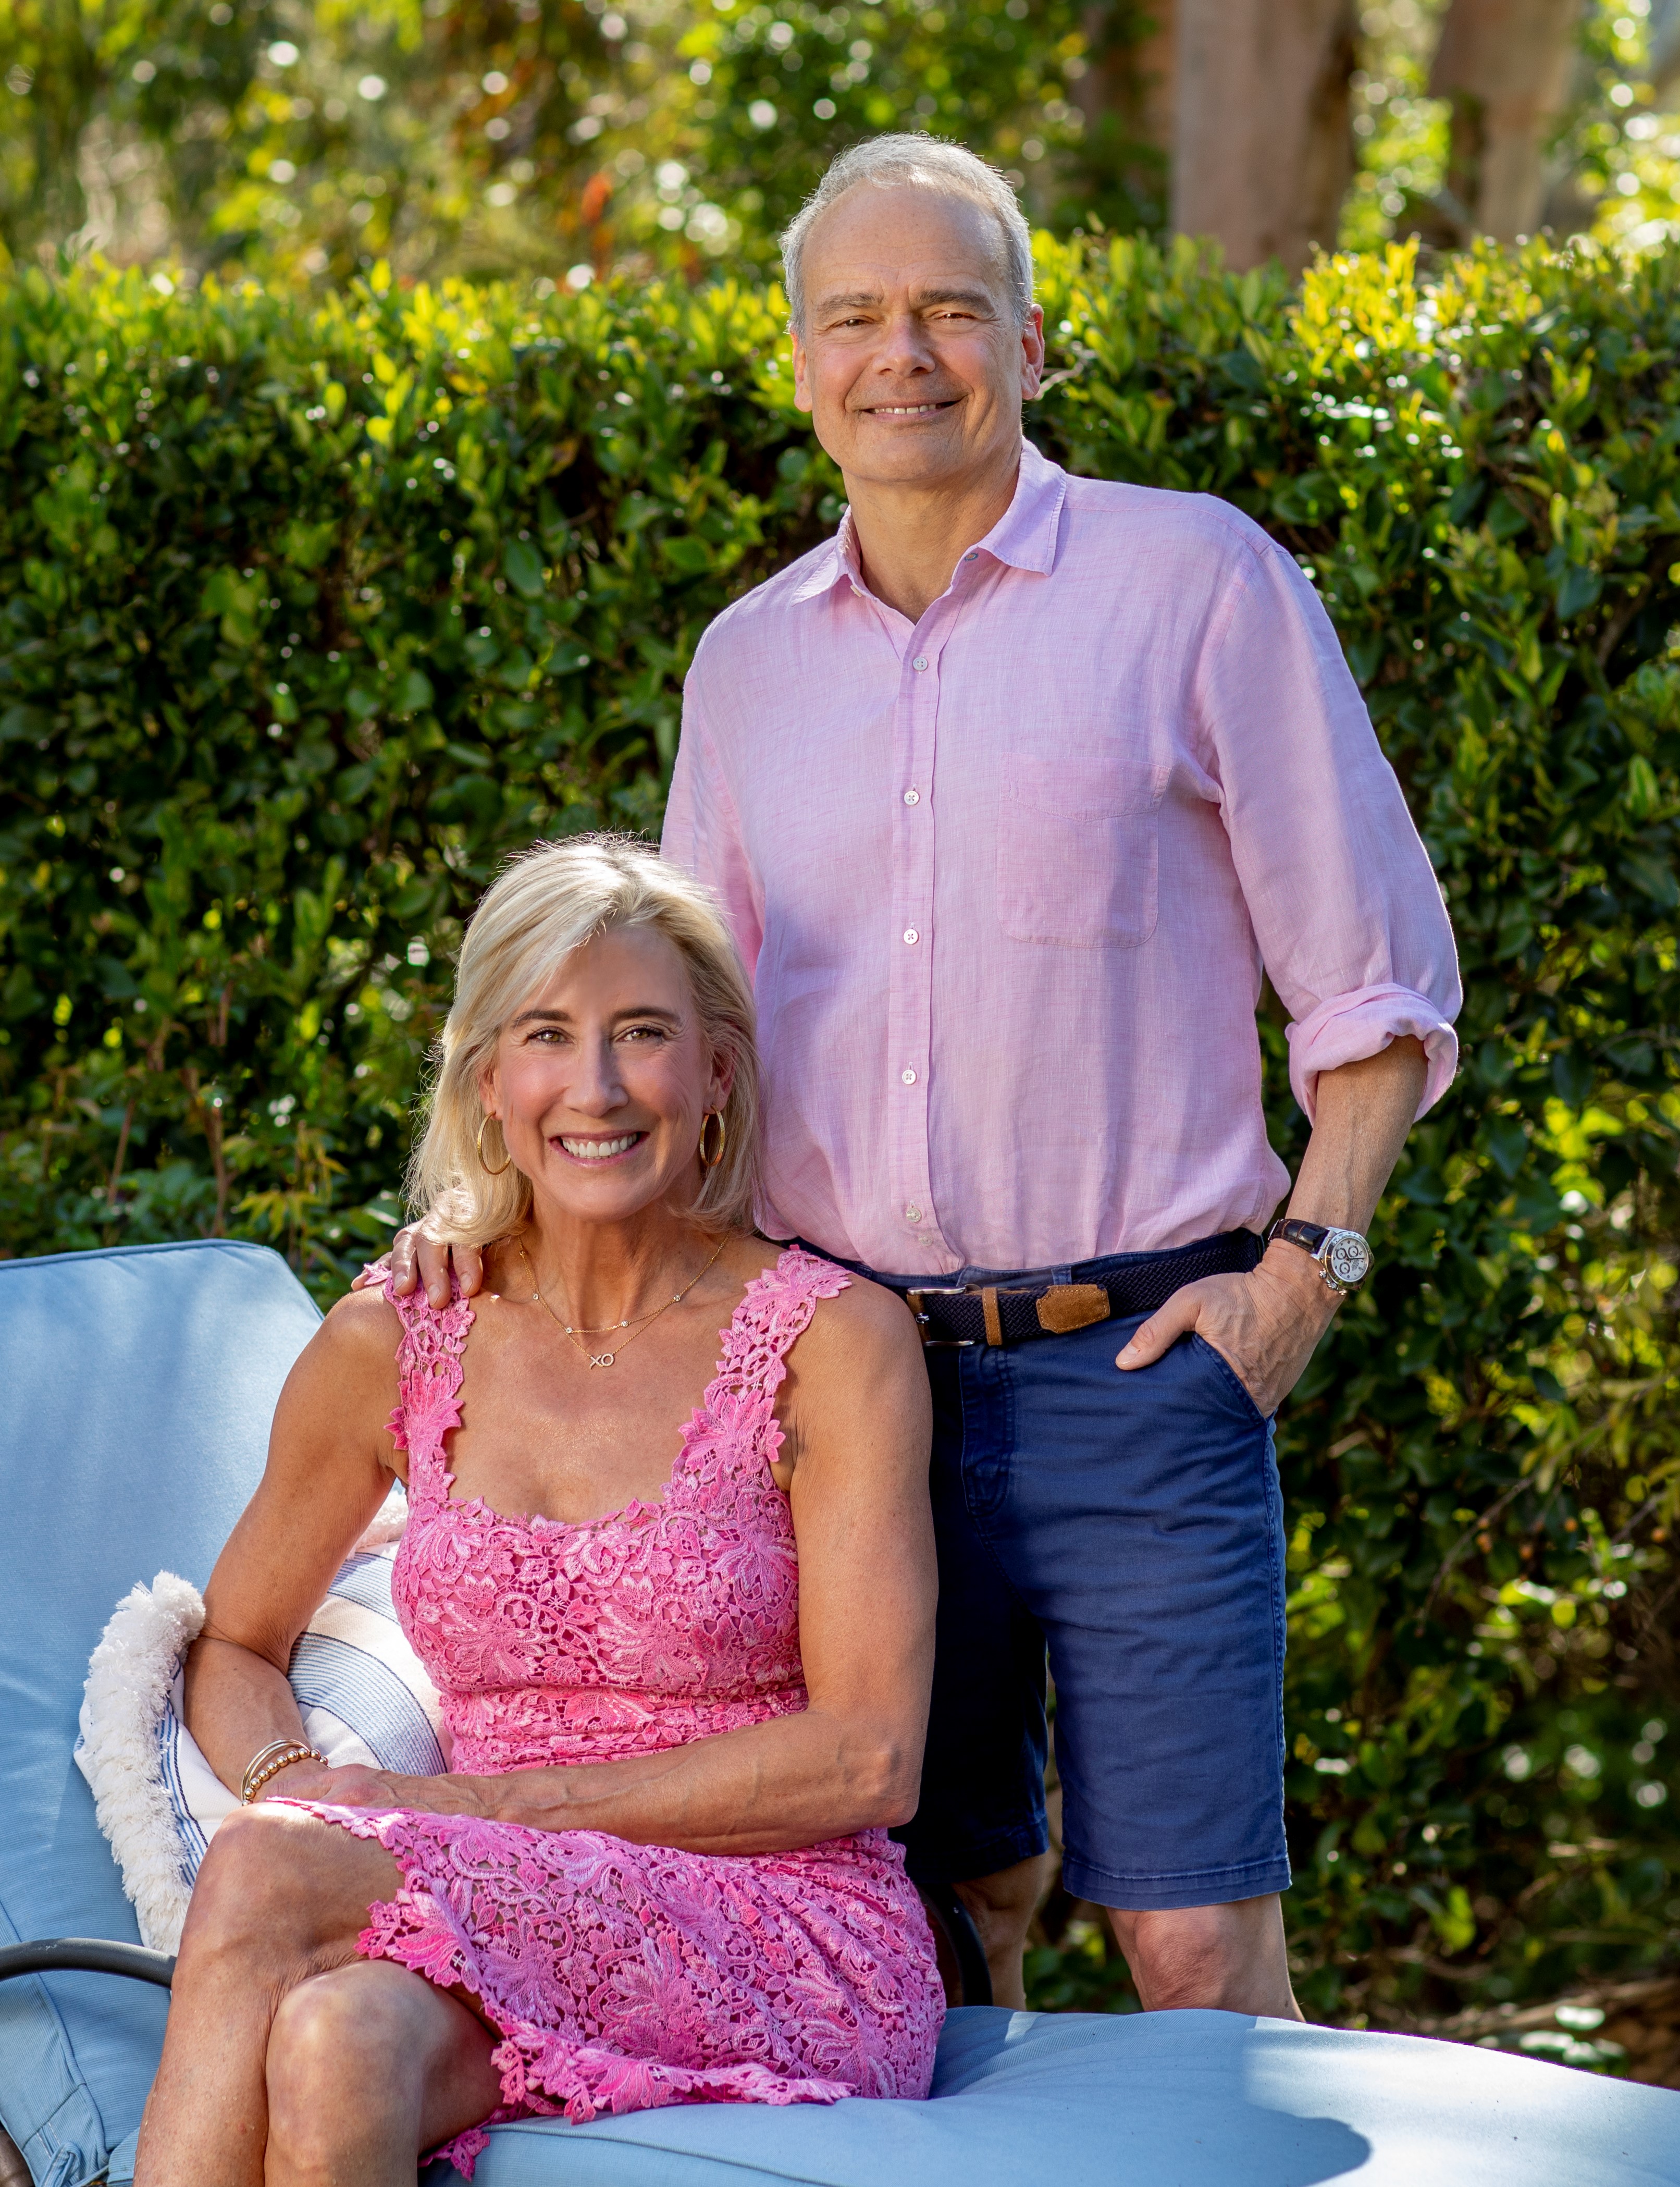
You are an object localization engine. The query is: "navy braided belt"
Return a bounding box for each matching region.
[903,1228,1263,1348]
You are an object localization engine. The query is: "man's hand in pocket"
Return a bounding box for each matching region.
[1115,1246,1339,1418]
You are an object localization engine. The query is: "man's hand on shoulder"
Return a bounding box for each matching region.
[1115,1245,1339,1418]
[349,1223,485,1308]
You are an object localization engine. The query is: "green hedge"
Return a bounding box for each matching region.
[2,237,1676,2037]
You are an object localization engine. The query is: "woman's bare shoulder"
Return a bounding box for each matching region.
[324,1282,404,1346]
[772,1258,929,1483]
[785,1255,923,1381]
[290,1285,404,1396]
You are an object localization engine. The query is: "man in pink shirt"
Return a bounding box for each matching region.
[664,133,1459,2018]
[391,136,1459,2018]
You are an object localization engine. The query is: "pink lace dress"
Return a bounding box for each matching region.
[280,1245,944,2177]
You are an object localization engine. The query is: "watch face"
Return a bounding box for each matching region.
[1327,1232,1372,1287]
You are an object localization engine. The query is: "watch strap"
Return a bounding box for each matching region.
[1268,1217,1332,1258]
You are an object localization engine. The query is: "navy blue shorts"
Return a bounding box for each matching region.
[853,1244,1291,1914]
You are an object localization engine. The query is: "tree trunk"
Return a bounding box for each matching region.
[1170,0,1357,273]
[1428,0,1583,240]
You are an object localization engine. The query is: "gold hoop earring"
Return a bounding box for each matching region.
[476,1114,513,1176]
[698,1109,727,1169]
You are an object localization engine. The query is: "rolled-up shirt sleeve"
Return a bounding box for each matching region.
[1199,532,1461,1124]
[661,657,764,982]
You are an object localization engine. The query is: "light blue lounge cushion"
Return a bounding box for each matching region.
[0,1240,319,2186]
[4,1241,1679,2187]
[100,2005,1680,2187]
[403,2006,1680,2187]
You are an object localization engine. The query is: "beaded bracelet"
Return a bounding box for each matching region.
[240,1739,326,1805]
[240,1737,303,1796]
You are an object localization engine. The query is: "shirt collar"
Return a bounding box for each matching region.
[788,529,855,605]
[788,436,1068,606]
[971,437,1067,576]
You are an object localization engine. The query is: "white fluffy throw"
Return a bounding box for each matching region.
[75,1570,207,1953]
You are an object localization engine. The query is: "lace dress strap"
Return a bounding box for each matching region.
[366,1259,475,1515]
[707,1245,851,1415]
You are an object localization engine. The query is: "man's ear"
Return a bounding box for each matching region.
[790,328,813,414]
[1020,304,1046,401]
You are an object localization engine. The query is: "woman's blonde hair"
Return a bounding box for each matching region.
[406,834,759,1244]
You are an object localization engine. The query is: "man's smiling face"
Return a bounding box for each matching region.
[790,182,1044,495]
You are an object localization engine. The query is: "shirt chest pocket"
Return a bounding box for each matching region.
[996,751,1165,949]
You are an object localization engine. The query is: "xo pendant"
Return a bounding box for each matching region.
[588,1350,615,1369]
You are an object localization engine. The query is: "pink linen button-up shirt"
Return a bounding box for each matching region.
[662,438,1461,1279]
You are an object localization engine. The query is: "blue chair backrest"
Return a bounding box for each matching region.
[0,1240,319,2184]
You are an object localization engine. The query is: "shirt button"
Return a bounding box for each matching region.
[903,927,919,944]
[901,1067,917,1085]
[903,788,920,805]
[905,1203,922,1223]
[911,655,929,672]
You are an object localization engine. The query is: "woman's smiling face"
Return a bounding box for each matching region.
[479,924,728,1226]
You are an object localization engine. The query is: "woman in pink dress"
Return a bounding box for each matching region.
[136,837,944,2185]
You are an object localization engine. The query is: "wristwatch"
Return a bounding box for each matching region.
[1266,1218,1373,1297]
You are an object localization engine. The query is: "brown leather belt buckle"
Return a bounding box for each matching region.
[1036,1283,1109,1335]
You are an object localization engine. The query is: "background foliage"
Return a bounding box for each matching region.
[1,235,1677,2041]
[0,0,1102,287]
[9,0,1680,291]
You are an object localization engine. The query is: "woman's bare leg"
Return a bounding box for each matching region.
[265,1962,502,2186]
[135,1805,497,2186]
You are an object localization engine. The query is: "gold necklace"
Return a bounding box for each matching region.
[517,1234,729,1369]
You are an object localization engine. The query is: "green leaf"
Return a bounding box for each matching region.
[1554,564,1602,621]
[1622,844,1679,908]
[1626,754,1660,820]
[660,535,714,577]
[1486,492,1529,542]
[503,538,545,598]
[1345,632,1383,685]
[1483,1117,1529,1181]
[1551,1046,1596,1105]
[280,518,337,571]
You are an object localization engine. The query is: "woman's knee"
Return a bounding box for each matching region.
[268,1966,396,2091]
[266,1969,420,2155]
[179,1807,365,1968]
[178,1809,310,1957]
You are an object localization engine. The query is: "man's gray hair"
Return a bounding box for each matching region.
[780,134,1034,333]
